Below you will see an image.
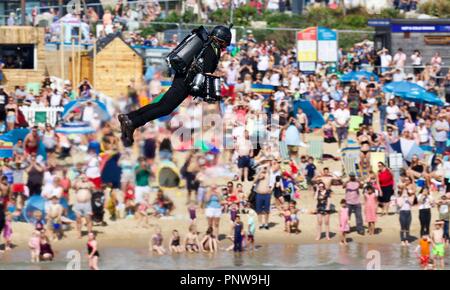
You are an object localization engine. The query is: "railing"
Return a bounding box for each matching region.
[19,106,64,127]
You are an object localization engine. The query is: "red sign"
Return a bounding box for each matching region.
[297,27,317,41]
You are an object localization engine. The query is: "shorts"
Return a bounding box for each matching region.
[205,207,222,218]
[88,177,102,190]
[420,255,429,267]
[379,186,394,203]
[135,186,151,204]
[432,243,445,257]
[247,234,254,243]
[120,172,134,184]
[255,194,271,214]
[12,183,24,193]
[73,202,93,217]
[197,186,207,204]
[238,156,251,169]
[336,127,348,141]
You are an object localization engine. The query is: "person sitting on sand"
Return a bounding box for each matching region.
[28,230,41,263]
[150,227,166,255]
[136,193,150,228]
[312,167,335,190]
[169,230,184,254]
[184,224,200,253]
[200,226,218,253]
[39,232,54,261]
[45,196,64,241]
[289,201,300,234]
[152,188,175,217]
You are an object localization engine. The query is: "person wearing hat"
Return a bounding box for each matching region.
[119,25,232,147]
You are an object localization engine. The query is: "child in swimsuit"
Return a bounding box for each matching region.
[2,212,12,250]
[415,235,431,268]
[185,224,200,253]
[150,227,166,255]
[28,230,41,263]
[188,203,197,224]
[169,230,183,253]
[233,215,244,252]
[339,199,350,245]
[431,220,445,269]
[280,204,292,233]
[289,201,300,234]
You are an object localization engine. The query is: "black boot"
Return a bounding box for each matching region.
[118,114,135,147]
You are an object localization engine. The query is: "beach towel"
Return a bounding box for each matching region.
[349,116,363,132]
[370,152,386,173]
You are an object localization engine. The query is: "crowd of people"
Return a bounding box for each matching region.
[0,17,450,269]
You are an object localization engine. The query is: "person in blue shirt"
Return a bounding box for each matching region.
[305,156,317,188]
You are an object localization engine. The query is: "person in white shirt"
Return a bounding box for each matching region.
[432,114,449,154]
[393,48,407,70]
[386,99,400,126]
[248,93,264,112]
[333,101,351,148]
[257,53,270,75]
[82,101,96,124]
[392,69,405,82]
[378,48,392,74]
[411,50,423,75]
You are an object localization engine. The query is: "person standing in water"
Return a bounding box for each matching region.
[87,232,100,270]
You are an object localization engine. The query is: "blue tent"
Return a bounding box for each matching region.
[293,100,325,129]
[404,90,444,106]
[382,81,426,97]
[0,128,30,143]
[0,128,47,159]
[23,195,76,223]
[62,98,111,121]
[340,70,379,82]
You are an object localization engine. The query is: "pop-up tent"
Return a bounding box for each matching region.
[157,160,181,189]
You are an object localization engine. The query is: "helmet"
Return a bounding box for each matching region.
[210,25,232,47]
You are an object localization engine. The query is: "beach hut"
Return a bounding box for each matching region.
[70,32,144,99]
[0,27,47,91]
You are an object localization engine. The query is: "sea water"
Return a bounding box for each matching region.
[0,243,445,270]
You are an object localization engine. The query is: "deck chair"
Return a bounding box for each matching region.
[279,140,289,161]
[308,139,323,161]
[342,152,359,177]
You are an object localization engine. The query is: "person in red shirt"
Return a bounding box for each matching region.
[377,162,395,216]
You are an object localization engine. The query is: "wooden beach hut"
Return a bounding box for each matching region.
[70,32,144,99]
[0,27,47,92]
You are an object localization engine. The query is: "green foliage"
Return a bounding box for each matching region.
[252,30,296,50]
[378,8,403,19]
[419,0,450,17]
[140,26,156,38]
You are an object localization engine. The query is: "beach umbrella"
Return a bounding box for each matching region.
[340,70,379,82]
[404,90,444,106]
[382,81,426,98]
[55,121,95,135]
[400,138,424,162]
[0,128,30,144]
[62,98,111,121]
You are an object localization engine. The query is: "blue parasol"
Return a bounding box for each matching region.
[62,98,111,121]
